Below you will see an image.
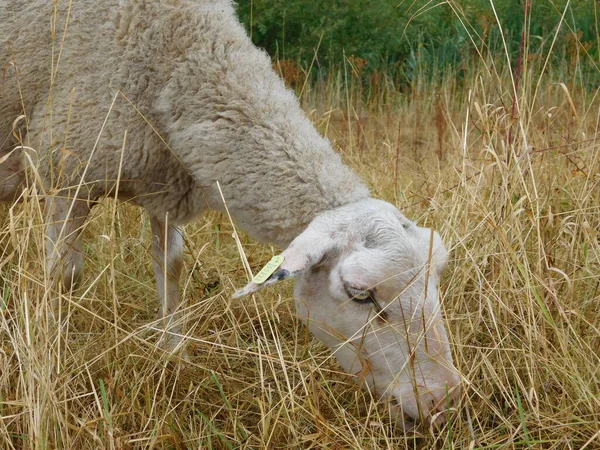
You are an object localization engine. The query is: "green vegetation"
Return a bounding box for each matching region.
[237,0,598,87]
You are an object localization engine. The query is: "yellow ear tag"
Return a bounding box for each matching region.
[252,255,285,284]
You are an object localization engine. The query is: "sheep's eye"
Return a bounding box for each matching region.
[345,286,375,305]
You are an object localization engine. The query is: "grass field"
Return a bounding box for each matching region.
[1,20,600,450]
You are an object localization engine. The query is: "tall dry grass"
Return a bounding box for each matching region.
[1,16,600,450]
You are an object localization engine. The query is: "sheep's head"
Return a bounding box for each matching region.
[234,198,460,429]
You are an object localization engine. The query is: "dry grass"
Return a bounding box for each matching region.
[2,32,600,450]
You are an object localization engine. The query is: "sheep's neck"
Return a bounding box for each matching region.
[212,126,371,247]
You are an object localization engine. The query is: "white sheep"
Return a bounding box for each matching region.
[0,0,460,428]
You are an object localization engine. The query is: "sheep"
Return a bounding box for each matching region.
[0,0,460,428]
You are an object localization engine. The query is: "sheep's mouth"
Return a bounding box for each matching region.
[388,396,458,432]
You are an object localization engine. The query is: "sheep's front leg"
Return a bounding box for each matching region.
[0,148,24,202]
[45,196,91,294]
[150,216,185,352]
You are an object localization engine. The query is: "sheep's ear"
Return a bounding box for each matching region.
[413,227,448,278]
[431,231,449,277]
[233,224,334,298]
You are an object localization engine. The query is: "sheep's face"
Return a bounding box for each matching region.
[234,198,460,429]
